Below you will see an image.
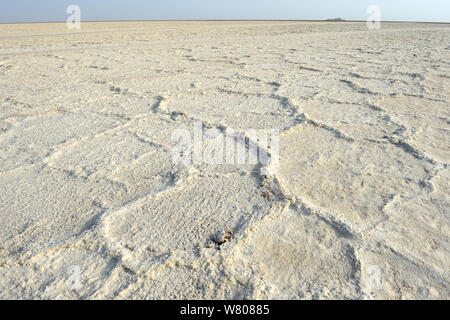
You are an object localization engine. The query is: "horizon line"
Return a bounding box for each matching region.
[1,19,449,25]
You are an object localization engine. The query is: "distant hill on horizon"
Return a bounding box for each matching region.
[326,18,346,22]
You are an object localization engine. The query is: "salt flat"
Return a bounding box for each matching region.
[0,21,449,299]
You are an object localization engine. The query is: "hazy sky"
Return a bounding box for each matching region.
[1,0,449,23]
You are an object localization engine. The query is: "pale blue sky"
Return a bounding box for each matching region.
[1,0,449,23]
